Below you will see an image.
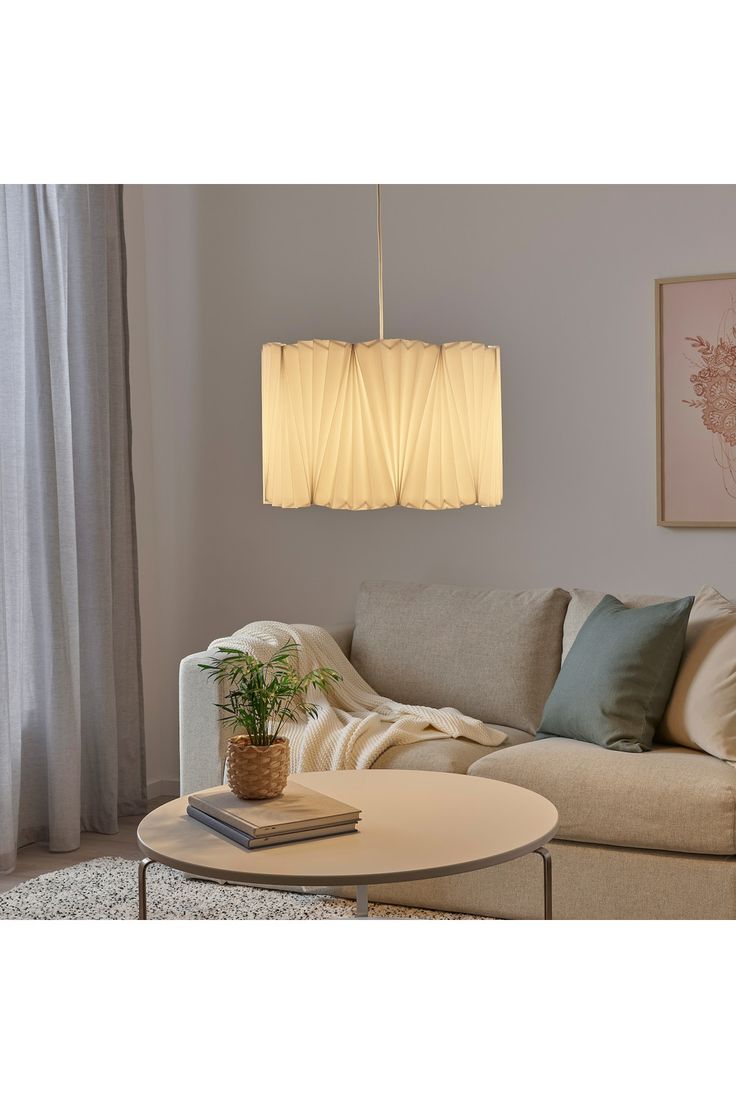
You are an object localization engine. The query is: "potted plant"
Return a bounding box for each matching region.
[199,640,342,799]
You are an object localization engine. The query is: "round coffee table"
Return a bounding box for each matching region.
[137,770,558,919]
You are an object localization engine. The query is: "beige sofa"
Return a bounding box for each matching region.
[179,580,736,919]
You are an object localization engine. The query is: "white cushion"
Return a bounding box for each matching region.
[659,586,736,761]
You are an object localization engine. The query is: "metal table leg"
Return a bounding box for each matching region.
[355,884,369,918]
[138,857,154,920]
[535,846,552,920]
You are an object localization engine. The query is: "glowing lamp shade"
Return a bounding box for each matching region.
[262,338,502,510]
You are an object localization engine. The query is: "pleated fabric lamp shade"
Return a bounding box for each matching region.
[262,338,502,509]
[261,187,503,511]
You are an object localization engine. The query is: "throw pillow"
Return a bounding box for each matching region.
[536,593,694,753]
[561,588,672,663]
[658,586,736,761]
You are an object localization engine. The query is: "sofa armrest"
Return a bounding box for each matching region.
[178,624,355,795]
[179,650,226,795]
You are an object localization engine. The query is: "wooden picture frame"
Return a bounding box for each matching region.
[656,272,736,527]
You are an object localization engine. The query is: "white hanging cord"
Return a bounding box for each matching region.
[376,184,384,340]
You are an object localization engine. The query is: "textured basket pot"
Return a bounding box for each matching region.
[226,735,289,800]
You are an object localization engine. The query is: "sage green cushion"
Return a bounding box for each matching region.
[536,594,694,753]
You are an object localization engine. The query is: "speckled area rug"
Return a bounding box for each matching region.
[0,858,485,920]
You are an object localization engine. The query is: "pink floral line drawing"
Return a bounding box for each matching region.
[683,309,736,498]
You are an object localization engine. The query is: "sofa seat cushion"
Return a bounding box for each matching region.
[467,736,736,855]
[351,581,570,733]
[372,726,533,774]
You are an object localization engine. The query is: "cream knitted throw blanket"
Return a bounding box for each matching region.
[209,621,507,772]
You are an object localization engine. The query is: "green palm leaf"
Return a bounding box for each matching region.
[199,640,341,746]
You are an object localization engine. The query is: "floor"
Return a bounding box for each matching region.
[0,799,171,894]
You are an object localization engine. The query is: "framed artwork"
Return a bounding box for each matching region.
[657,272,736,527]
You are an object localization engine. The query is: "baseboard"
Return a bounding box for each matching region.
[146,779,179,800]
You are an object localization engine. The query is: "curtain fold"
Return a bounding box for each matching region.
[0,185,146,874]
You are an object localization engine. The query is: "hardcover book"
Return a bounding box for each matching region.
[187,781,360,837]
[187,805,358,849]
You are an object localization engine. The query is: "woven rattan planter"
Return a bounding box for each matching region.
[226,736,290,800]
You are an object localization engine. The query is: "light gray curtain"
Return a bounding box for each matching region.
[0,185,146,874]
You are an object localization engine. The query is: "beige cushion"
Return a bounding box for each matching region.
[659,586,736,761]
[351,581,570,733]
[468,736,736,854]
[372,726,533,774]
[561,588,671,662]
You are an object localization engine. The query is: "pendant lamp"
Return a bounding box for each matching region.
[262,187,502,510]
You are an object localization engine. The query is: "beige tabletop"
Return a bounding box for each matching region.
[137,770,558,888]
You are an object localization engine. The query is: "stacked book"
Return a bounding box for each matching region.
[186,782,361,850]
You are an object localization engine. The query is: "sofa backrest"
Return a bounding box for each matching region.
[350,581,570,734]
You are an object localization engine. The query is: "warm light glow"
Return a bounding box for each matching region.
[262,339,502,510]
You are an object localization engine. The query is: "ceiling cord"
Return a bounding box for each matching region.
[376,184,384,340]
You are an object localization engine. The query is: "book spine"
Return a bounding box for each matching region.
[253,813,360,836]
[187,806,256,848]
[247,825,358,848]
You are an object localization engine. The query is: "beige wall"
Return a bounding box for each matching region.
[124,184,736,787]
